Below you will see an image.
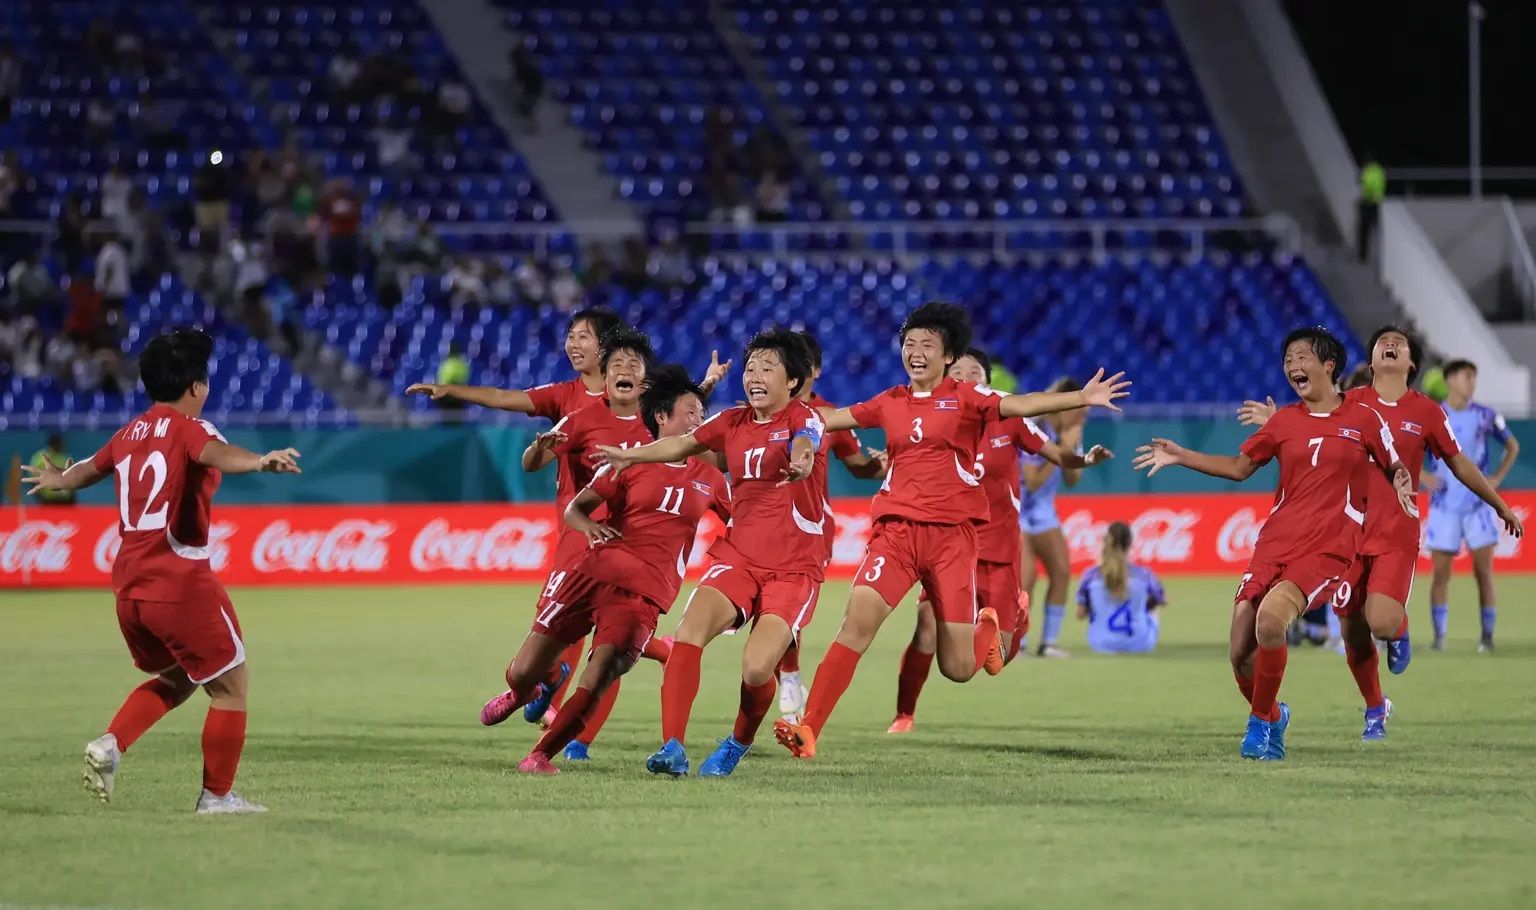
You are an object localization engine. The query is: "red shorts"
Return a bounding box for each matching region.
[699,538,820,644]
[1336,548,1416,616]
[116,588,246,685]
[858,519,979,625]
[532,570,661,661]
[1234,553,1353,614]
[920,560,1021,631]
[539,528,591,595]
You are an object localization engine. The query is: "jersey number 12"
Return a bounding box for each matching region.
[114,453,170,532]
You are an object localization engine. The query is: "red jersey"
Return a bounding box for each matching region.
[692,400,828,578]
[549,404,653,520]
[527,376,606,423]
[975,417,1050,563]
[1345,386,1461,556]
[1239,399,1401,564]
[809,392,863,565]
[88,404,225,601]
[849,377,1003,526]
[577,459,732,610]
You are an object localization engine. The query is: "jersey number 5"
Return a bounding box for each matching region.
[114,453,170,532]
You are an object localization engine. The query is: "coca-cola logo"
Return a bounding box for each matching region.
[0,520,77,574]
[409,518,553,572]
[252,520,393,573]
[1217,508,1266,563]
[93,522,238,573]
[1061,508,1199,564]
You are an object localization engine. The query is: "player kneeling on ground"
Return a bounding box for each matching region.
[479,365,730,775]
[1077,522,1166,654]
[23,328,302,813]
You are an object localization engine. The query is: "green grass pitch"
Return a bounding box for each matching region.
[2,576,1534,910]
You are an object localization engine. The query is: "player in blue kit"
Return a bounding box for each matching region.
[1424,360,1521,653]
[1020,377,1086,658]
[1076,522,1167,654]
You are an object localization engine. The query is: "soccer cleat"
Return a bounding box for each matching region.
[82,734,121,804]
[773,717,817,759]
[1362,697,1393,741]
[522,662,571,724]
[1478,635,1495,654]
[562,741,590,761]
[1265,703,1290,761]
[1240,714,1272,760]
[886,714,916,734]
[698,735,751,777]
[1387,635,1412,675]
[480,691,521,726]
[195,789,268,814]
[979,607,1005,675]
[645,738,689,777]
[1036,644,1071,659]
[778,672,807,717]
[518,752,559,775]
[1431,636,1447,652]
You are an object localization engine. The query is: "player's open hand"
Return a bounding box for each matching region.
[591,445,635,475]
[1498,505,1524,539]
[405,382,452,400]
[1392,467,1418,518]
[532,430,568,453]
[867,447,890,475]
[260,448,302,474]
[1080,368,1131,411]
[778,446,814,486]
[20,453,71,494]
[703,350,733,390]
[585,523,622,547]
[1084,444,1114,466]
[1237,397,1277,428]
[1132,438,1184,476]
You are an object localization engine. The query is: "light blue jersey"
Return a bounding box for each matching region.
[1019,420,1067,533]
[1426,401,1509,553]
[1077,563,1166,654]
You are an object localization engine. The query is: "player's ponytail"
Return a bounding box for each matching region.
[1101,521,1132,602]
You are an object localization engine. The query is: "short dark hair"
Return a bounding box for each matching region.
[1442,358,1477,378]
[567,306,623,342]
[957,347,993,384]
[745,327,814,397]
[899,302,972,359]
[1367,324,1425,382]
[140,328,213,403]
[598,325,656,374]
[1281,326,1347,383]
[46,432,64,451]
[640,363,706,437]
[1048,376,1082,395]
[796,330,823,370]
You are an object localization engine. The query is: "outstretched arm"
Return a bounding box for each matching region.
[405,383,537,413]
[198,442,303,475]
[20,456,108,494]
[594,434,708,473]
[521,429,566,473]
[1133,439,1258,482]
[816,406,862,433]
[998,368,1131,419]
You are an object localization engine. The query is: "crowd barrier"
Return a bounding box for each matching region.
[2,493,1530,589]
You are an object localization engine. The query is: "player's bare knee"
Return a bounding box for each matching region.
[1253,609,1290,649]
[202,661,248,708]
[936,650,975,683]
[158,669,199,706]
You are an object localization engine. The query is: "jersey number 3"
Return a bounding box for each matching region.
[114,453,170,532]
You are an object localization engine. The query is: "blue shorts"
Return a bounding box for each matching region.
[1087,614,1160,654]
[1019,498,1060,535]
[1425,504,1502,555]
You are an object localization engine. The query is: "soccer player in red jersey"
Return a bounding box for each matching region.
[21,329,301,813]
[888,347,1113,734]
[477,365,730,774]
[773,303,1131,760]
[1135,327,1416,760]
[594,329,826,777]
[1236,326,1521,739]
[776,330,889,718]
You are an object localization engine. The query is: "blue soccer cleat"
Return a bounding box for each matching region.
[562,740,590,761]
[646,738,689,777]
[1362,697,1393,741]
[1265,703,1290,761]
[522,662,571,724]
[698,735,751,778]
[1387,635,1412,675]
[1241,714,1272,760]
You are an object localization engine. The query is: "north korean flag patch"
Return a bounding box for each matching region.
[1400,421,1422,436]
[935,399,959,411]
[1339,427,1362,442]
[767,429,791,442]
[691,480,713,496]
[991,435,1012,448]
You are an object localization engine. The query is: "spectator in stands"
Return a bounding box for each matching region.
[6,253,53,316]
[100,163,133,224]
[403,221,444,270]
[4,316,44,378]
[373,113,414,177]
[194,151,234,253]
[647,230,693,290]
[263,276,301,353]
[1358,153,1386,263]
[247,151,289,214]
[30,434,74,505]
[0,151,18,214]
[65,272,104,344]
[515,258,548,307]
[320,179,362,275]
[709,174,754,227]
[87,98,116,145]
[228,231,269,314]
[95,231,130,317]
[578,243,612,290]
[446,257,487,308]
[615,235,650,292]
[510,46,543,132]
[755,170,791,223]
[550,260,582,312]
[0,44,17,124]
[55,193,89,273]
[432,78,472,143]
[370,201,413,260]
[487,260,515,307]
[329,46,363,104]
[113,30,144,75]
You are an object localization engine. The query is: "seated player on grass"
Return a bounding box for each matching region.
[1076,521,1166,655]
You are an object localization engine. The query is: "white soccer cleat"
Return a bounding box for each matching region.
[195,789,268,815]
[82,734,122,804]
[778,673,807,716]
[1036,644,1072,659]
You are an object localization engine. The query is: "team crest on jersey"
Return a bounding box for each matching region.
[690,480,713,495]
[767,429,791,443]
[1400,421,1422,436]
[935,399,959,411]
[990,435,1012,448]
[1338,427,1362,442]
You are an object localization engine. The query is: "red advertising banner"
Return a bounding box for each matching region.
[1,494,1531,589]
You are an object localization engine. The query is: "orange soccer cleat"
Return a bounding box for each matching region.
[979,607,1005,676]
[773,717,817,759]
[886,714,916,734]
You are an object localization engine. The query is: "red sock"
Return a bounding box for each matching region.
[641,636,673,664]
[778,647,800,675]
[660,642,703,745]
[575,678,622,746]
[1345,641,1386,711]
[973,611,999,671]
[534,686,598,757]
[107,678,180,752]
[200,707,247,797]
[1250,645,1288,722]
[804,642,862,736]
[732,679,778,745]
[895,644,933,717]
[1394,613,1410,640]
[1234,674,1255,705]
[548,639,586,711]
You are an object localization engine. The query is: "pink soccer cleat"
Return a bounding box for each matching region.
[886,714,916,734]
[480,691,520,726]
[518,752,559,775]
